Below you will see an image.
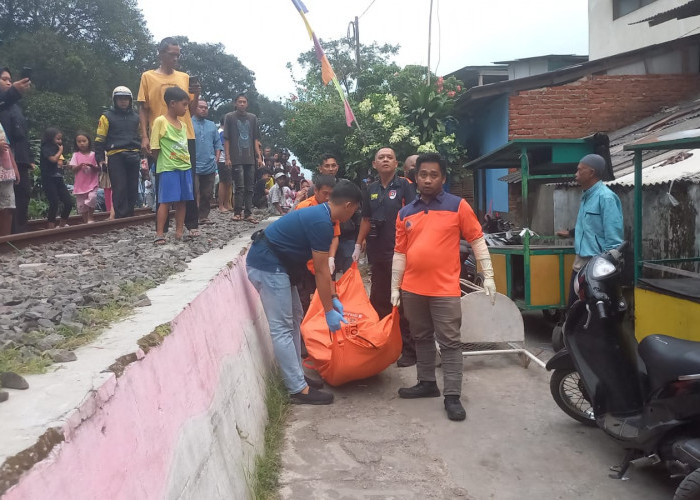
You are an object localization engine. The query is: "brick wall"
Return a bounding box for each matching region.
[508,74,700,139]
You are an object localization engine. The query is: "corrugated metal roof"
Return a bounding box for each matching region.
[630,0,700,26]
[607,149,700,186]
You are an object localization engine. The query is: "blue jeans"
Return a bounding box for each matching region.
[247,266,306,394]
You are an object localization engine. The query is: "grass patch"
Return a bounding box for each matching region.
[251,372,290,500]
[0,348,52,374]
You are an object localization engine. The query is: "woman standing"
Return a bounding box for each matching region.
[0,67,33,233]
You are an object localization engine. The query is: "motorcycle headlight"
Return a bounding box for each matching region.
[589,257,616,280]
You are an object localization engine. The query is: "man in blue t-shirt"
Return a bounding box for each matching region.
[247,180,362,405]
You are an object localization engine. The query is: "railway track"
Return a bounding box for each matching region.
[0,210,158,253]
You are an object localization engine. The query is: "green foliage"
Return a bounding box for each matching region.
[27,197,48,219]
[284,39,467,179]
[22,91,92,146]
[283,95,347,171]
[251,372,290,499]
[174,36,256,110]
[293,38,399,100]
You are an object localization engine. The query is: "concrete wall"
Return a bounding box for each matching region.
[508,74,700,140]
[1,246,274,500]
[589,0,700,60]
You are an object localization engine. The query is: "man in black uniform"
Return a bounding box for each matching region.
[354,147,416,366]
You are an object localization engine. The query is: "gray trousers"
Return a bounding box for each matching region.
[402,291,463,397]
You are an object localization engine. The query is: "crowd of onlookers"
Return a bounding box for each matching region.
[0,37,312,239]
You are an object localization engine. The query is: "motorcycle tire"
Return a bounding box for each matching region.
[674,468,700,500]
[550,369,596,426]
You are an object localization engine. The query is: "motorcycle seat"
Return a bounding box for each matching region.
[638,334,700,393]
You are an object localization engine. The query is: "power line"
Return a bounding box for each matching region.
[434,0,442,75]
[359,0,377,19]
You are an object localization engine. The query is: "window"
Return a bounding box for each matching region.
[613,0,658,19]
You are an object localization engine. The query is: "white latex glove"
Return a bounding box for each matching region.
[328,256,336,274]
[390,252,406,308]
[471,236,497,305]
[390,289,401,307]
[352,243,362,262]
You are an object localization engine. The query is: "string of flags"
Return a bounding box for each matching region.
[290,0,359,128]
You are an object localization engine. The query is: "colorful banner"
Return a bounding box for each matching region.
[290,0,358,128]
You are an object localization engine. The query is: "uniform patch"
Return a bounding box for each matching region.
[405,220,413,231]
[371,193,379,200]
[389,190,397,200]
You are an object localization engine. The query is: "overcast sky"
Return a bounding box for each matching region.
[137,0,589,101]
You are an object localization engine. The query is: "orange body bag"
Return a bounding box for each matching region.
[301,264,402,386]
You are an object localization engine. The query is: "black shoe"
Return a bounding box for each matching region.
[304,375,324,390]
[398,381,440,399]
[290,387,334,405]
[396,353,417,367]
[444,396,466,421]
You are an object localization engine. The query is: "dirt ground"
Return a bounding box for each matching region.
[278,312,678,500]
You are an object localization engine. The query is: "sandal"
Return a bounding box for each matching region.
[153,236,167,245]
[231,214,243,221]
[244,216,259,224]
[188,229,201,237]
[199,218,214,225]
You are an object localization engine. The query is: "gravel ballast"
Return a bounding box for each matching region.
[0,209,266,375]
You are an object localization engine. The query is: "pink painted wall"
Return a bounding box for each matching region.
[4,258,272,500]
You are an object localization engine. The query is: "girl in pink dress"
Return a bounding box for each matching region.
[69,132,99,223]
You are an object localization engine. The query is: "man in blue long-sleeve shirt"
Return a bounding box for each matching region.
[557,153,623,306]
[192,99,222,223]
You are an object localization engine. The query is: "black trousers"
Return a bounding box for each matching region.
[11,163,31,233]
[369,260,415,357]
[108,151,140,218]
[233,164,255,217]
[43,176,72,223]
[155,139,199,231]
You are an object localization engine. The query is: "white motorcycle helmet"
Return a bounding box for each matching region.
[112,86,133,100]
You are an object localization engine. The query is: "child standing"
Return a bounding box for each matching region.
[40,127,73,228]
[0,122,21,236]
[268,172,293,215]
[150,86,194,244]
[69,132,99,223]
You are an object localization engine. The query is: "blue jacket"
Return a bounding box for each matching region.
[574,181,624,257]
[193,117,222,174]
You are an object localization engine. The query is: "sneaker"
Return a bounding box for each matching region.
[398,381,441,399]
[304,375,324,390]
[290,387,334,405]
[444,396,466,421]
[396,353,417,367]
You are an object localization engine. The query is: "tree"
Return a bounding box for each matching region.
[0,0,153,70]
[294,37,400,100]
[173,37,256,110]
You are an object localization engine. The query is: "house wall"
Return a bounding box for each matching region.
[508,74,700,140]
[589,0,700,60]
[460,95,510,213]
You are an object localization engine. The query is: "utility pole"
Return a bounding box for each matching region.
[427,0,434,85]
[348,16,361,91]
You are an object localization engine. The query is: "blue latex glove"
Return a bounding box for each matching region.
[332,297,344,316]
[325,309,348,333]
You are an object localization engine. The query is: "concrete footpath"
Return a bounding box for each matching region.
[279,314,677,500]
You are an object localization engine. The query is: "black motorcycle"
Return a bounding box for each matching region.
[546,243,700,499]
[459,240,483,294]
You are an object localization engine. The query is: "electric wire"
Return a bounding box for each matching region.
[434,0,442,75]
[359,0,377,19]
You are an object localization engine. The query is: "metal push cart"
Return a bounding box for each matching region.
[624,134,700,342]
